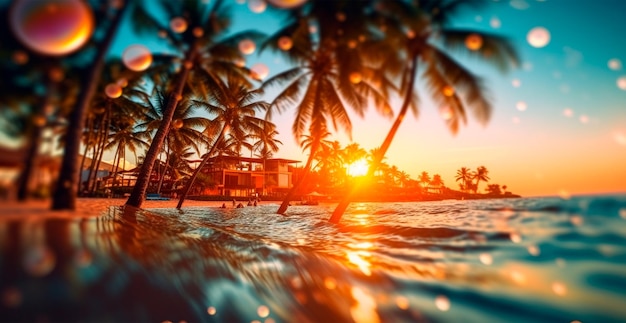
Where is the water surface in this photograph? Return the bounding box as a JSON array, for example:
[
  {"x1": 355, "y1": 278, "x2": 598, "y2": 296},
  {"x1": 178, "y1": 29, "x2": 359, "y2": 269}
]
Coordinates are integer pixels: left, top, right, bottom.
[{"x1": 1, "y1": 196, "x2": 625, "y2": 322}]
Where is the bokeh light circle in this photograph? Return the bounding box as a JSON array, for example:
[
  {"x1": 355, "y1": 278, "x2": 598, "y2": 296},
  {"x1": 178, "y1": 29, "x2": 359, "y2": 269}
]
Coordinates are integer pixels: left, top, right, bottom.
[
  {"x1": 608, "y1": 58, "x2": 622, "y2": 71},
  {"x1": 239, "y1": 39, "x2": 256, "y2": 55},
  {"x1": 9, "y1": 0, "x2": 95, "y2": 56},
  {"x1": 172, "y1": 119, "x2": 184, "y2": 130},
  {"x1": 248, "y1": 0, "x2": 267, "y2": 13},
  {"x1": 490, "y1": 17, "x2": 501, "y2": 29},
  {"x1": 12, "y1": 51, "x2": 29, "y2": 65},
  {"x1": 277, "y1": 36, "x2": 293, "y2": 51},
  {"x1": 122, "y1": 44, "x2": 153, "y2": 72},
  {"x1": 251, "y1": 63, "x2": 269, "y2": 80},
  {"x1": 170, "y1": 17, "x2": 188, "y2": 34},
  {"x1": 193, "y1": 27, "x2": 204, "y2": 38},
  {"x1": 267, "y1": 0, "x2": 308, "y2": 9},
  {"x1": 617, "y1": 76, "x2": 626, "y2": 90},
  {"x1": 516, "y1": 101, "x2": 527, "y2": 111},
  {"x1": 465, "y1": 33, "x2": 483, "y2": 51},
  {"x1": 105, "y1": 83, "x2": 122, "y2": 98},
  {"x1": 527, "y1": 27, "x2": 550, "y2": 48},
  {"x1": 443, "y1": 85, "x2": 455, "y2": 97},
  {"x1": 349, "y1": 72, "x2": 362, "y2": 84}
]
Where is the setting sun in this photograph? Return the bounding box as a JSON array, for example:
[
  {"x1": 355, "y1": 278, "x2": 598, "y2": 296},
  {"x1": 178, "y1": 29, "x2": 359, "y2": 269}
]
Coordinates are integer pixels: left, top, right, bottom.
[{"x1": 347, "y1": 159, "x2": 369, "y2": 177}]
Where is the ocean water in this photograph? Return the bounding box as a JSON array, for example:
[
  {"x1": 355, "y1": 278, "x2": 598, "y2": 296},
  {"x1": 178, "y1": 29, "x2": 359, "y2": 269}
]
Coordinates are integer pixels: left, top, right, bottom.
[{"x1": 1, "y1": 195, "x2": 626, "y2": 322}]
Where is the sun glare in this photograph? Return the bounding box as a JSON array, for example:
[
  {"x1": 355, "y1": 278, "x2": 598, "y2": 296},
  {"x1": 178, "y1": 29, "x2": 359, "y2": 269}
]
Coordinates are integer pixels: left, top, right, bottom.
[{"x1": 347, "y1": 159, "x2": 369, "y2": 177}]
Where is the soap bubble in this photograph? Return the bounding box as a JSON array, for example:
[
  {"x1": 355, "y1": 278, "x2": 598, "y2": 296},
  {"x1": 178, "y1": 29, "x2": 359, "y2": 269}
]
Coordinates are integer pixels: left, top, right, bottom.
[
  {"x1": 170, "y1": 17, "x2": 187, "y2": 33},
  {"x1": 9, "y1": 0, "x2": 95, "y2": 56},
  {"x1": 122, "y1": 44, "x2": 152, "y2": 72},
  {"x1": 527, "y1": 27, "x2": 550, "y2": 48},
  {"x1": 267, "y1": 0, "x2": 308, "y2": 9}
]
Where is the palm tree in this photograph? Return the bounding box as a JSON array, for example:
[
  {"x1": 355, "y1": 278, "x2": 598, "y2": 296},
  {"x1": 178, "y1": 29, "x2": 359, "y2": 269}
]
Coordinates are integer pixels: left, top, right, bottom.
[
  {"x1": 329, "y1": 0, "x2": 519, "y2": 223},
  {"x1": 455, "y1": 166, "x2": 474, "y2": 193},
  {"x1": 419, "y1": 171, "x2": 431, "y2": 190},
  {"x1": 474, "y1": 165, "x2": 490, "y2": 193},
  {"x1": 176, "y1": 75, "x2": 269, "y2": 209},
  {"x1": 263, "y1": 1, "x2": 393, "y2": 215},
  {"x1": 430, "y1": 174, "x2": 444, "y2": 194},
  {"x1": 126, "y1": 0, "x2": 262, "y2": 208},
  {"x1": 52, "y1": 1, "x2": 131, "y2": 210},
  {"x1": 252, "y1": 123, "x2": 282, "y2": 196}
]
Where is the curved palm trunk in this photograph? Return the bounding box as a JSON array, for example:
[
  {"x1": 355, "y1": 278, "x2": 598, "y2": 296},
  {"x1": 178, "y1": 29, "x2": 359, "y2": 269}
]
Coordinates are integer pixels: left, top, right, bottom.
[
  {"x1": 125, "y1": 49, "x2": 197, "y2": 208},
  {"x1": 52, "y1": 2, "x2": 129, "y2": 210},
  {"x1": 17, "y1": 79, "x2": 56, "y2": 201},
  {"x1": 276, "y1": 141, "x2": 319, "y2": 215},
  {"x1": 475, "y1": 179, "x2": 481, "y2": 194},
  {"x1": 78, "y1": 116, "x2": 93, "y2": 196},
  {"x1": 88, "y1": 107, "x2": 109, "y2": 193},
  {"x1": 156, "y1": 141, "x2": 170, "y2": 194},
  {"x1": 329, "y1": 55, "x2": 419, "y2": 224},
  {"x1": 176, "y1": 126, "x2": 227, "y2": 209},
  {"x1": 16, "y1": 121, "x2": 44, "y2": 201}
]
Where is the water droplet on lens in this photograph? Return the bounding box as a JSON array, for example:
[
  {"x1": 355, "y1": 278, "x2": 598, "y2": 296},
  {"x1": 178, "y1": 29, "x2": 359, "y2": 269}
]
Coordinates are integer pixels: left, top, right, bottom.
[
  {"x1": 169, "y1": 17, "x2": 188, "y2": 33},
  {"x1": 527, "y1": 245, "x2": 540, "y2": 256},
  {"x1": 207, "y1": 306, "x2": 216, "y2": 315},
  {"x1": 2, "y1": 287, "x2": 22, "y2": 308},
  {"x1": 324, "y1": 277, "x2": 336, "y2": 289},
  {"x1": 10, "y1": 0, "x2": 95, "y2": 56},
  {"x1": 435, "y1": 295, "x2": 450, "y2": 311},
  {"x1": 510, "y1": 232, "x2": 522, "y2": 243},
  {"x1": 395, "y1": 296, "x2": 409, "y2": 310},
  {"x1": 122, "y1": 44, "x2": 152, "y2": 72},
  {"x1": 349, "y1": 72, "x2": 362, "y2": 84},
  {"x1": 465, "y1": 33, "x2": 483, "y2": 51},
  {"x1": 552, "y1": 281, "x2": 567, "y2": 296},
  {"x1": 617, "y1": 76, "x2": 626, "y2": 90},
  {"x1": 490, "y1": 17, "x2": 501, "y2": 28},
  {"x1": 23, "y1": 245, "x2": 56, "y2": 277},
  {"x1": 277, "y1": 36, "x2": 293, "y2": 50},
  {"x1": 479, "y1": 253, "x2": 493, "y2": 265},
  {"x1": 267, "y1": 0, "x2": 308, "y2": 9},
  {"x1": 608, "y1": 58, "x2": 622, "y2": 71},
  {"x1": 578, "y1": 115, "x2": 589, "y2": 124},
  {"x1": 250, "y1": 63, "x2": 269, "y2": 80},
  {"x1": 248, "y1": 0, "x2": 267, "y2": 13},
  {"x1": 257, "y1": 305, "x2": 270, "y2": 318},
  {"x1": 239, "y1": 39, "x2": 256, "y2": 55},
  {"x1": 105, "y1": 83, "x2": 122, "y2": 98},
  {"x1": 511, "y1": 78, "x2": 521, "y2": 87},
  {"x1": 527, "y1": 27, "x2": 550, "y2": 48},
  {"x1": 562, "y1": 108, "x2": 573, "y2": 117}
]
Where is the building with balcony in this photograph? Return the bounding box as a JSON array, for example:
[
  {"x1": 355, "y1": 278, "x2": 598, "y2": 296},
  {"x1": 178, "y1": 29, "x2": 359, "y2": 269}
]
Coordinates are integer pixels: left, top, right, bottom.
[{"x1": 192, "y1": 155, "x2": 299, "y2": 198}]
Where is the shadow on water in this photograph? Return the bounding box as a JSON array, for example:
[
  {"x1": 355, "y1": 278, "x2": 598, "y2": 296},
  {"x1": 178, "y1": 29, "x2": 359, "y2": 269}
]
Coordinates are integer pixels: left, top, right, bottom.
[{"x1": 1, "y1": 196, "x2": 626, "y2": 322}]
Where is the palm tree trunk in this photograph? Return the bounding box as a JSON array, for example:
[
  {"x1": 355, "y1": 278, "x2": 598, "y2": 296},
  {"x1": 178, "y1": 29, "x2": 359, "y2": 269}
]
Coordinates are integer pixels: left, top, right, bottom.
[
  {"x1": 126, "y1": 49, "x2": 197, "y2": 208},
  {"x1": 78, "y1": 116, "x2": 93, "y2": 196},
  {"x1": 16, "y1": 78, "x2": 56, "y2": 201},
  {"x1": 276, "y1": 140, "x2": 318, "y2": 214},
  {"x1": 52, "y1": 2, "x2": 129, "y2": 210},
  {"x1": 156, "y1": 141, "x2": 170, "y2": 194},
  {"x1": 176, "y1": 125, "x2": 227, "y2": 209},
  {"x1": 329, "y1": 54, "x2": 419, "y2": 224},
  {"x1": 88, "y1": 108, "x2": 108, "y2": 193}
]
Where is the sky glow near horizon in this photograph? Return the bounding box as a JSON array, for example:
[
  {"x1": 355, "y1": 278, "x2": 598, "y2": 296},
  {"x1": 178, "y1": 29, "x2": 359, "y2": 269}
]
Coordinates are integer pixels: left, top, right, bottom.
[
  {"x1": 6, "y1": 0, "x2": 623, "y2": 198},
  {"x1": 108, "y1": 0, "x2": 626, "y2": 197}
]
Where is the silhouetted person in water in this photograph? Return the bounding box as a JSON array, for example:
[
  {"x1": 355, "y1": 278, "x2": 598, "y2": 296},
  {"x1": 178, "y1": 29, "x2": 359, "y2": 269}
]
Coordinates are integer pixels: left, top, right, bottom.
[
  {"x1": 232, "y1": 199, "x2": 236, "y2": 207},
  {"x1": 247, "y1": 199, "x2": 253, "y2": 206},
  {"x1": 236, "y1": 203, "x2": 244, "y2": 208},
  {"x1": 253, "y1": 200, "x2": 257, "y2": 206},
  {"x1": 220, "y1": 203, "x2": 226, "y2": 208}
]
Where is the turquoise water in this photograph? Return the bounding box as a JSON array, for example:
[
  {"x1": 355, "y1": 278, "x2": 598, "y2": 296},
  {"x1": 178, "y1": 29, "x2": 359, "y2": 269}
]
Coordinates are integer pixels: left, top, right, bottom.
[{"x1": 1, "y1": 196, "x2": 626, "y2": 322}]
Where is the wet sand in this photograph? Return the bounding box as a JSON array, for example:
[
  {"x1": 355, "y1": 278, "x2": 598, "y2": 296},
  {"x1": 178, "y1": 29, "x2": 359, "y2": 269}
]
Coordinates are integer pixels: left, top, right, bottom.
[{"x1": 0, "y1": 198, "x2": 273, "y2": 220}]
